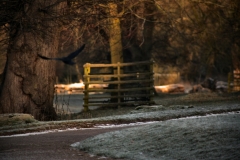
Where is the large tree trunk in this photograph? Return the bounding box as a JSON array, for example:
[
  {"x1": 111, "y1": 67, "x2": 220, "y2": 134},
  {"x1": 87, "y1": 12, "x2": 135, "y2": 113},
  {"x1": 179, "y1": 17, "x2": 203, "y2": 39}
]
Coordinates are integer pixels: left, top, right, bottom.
[
  {"x1": 0, "y1": 0, "x2": 63, "y2": 120},
  {"x1": 0, "y1": 36, "x2": 58, "y2": 120}
]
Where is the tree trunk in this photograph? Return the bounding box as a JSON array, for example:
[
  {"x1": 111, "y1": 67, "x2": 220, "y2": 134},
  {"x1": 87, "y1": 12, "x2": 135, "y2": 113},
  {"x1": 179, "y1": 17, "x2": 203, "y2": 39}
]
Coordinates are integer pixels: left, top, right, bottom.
[
  {"x1": 142, "y1": 0, "x2": 155, "y2": 61},
  {"x1": 0, "y1": 34, "x2": 58, "y2": 120},
  {"x1": 73, "y1": 27, "x2": 83, "y2": 82},
  {"x1": 123, "y1": 1, "x2": 155, "y2": 62},
  {"x1": 108, "y1": 2, "x2": 123, "y2": 65},
  {"x1": 231, "y1": 43, "x2": 240, "y2": 70},
  {"x1": 107, "y1": 2, "x2": 123, "y2": 105},
  {"x1": 0, "y1": 0, "x2": 63, "y2": 120}
]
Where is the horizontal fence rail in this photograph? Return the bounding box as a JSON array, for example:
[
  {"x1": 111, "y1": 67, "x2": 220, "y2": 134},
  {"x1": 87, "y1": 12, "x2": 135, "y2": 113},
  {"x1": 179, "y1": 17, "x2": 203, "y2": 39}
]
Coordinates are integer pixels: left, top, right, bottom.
[{"x1": 83, "y1": 61, "x2": 155, "y2": 111}]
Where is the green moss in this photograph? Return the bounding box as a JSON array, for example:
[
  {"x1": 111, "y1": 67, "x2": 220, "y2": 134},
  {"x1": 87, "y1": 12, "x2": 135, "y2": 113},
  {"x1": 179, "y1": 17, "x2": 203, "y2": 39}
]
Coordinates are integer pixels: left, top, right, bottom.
[{"x1": 0, "y1": 114, "x2": 37, "y2": 127}]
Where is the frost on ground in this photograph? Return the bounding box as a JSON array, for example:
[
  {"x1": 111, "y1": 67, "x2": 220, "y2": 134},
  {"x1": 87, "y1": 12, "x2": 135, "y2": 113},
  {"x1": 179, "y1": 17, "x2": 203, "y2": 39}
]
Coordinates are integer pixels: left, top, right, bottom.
[{"x1": 72, "y1": 114, "x2": 240, "y2": 160}]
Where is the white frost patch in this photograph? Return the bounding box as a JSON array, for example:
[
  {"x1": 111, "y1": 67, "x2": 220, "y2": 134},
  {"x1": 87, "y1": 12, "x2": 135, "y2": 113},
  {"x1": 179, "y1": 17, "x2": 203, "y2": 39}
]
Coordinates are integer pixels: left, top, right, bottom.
[
  {"x1": 71, "y1": 142, "x2": 81, "y2": 147},
  {"x1": 0, "y1": 128, "x2": 83, "y2": 138},
  {"x1": 95, "y1": 121, "x2": 158, "y2": 128},
  {"x1": 1, "y1": 111, "x2": 240, "y2": 138},
  {"x1": 172, "y1": 111, "x2": 240, "y2": 121},
  {"x1": 72, "y1": 113, "x2": 240, "y2": 160},
  {"x1": 0, "y1": 130, "x2": 53, "y2": 138},
  {"x1": 0, "y1": 122, "x2": 158, "y2": 138},
  {"x1": 96, "y1": 111, "x2": 240, "y2": 128}
]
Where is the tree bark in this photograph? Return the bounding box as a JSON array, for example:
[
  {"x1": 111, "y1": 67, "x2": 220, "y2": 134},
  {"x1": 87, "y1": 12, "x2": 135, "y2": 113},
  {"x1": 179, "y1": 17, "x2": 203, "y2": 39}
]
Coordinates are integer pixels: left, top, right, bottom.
[
  {"x1": 142, "y1": 0, "x2": 155, "y2": 61},
  {"x1": 108, "y1": 2, "x2": 123, "y2": 65},
  {"x1": 73, "y1": 27, "x2": 83, "y2": 82},
  {"x1": 231, "y1": 43, "x2": 240, "y2": 70},
  {"x1": 0, "y1": 0, "x2": 63, "y2": 120},
  {"x1": 107, "y1": 2, "x2": 123, "y2": 105}
]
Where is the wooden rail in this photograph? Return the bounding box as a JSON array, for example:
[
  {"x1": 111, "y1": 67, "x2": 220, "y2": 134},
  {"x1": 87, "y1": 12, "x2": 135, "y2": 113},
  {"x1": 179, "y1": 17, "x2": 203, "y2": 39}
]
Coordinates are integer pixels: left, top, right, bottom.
[{"x1": 83, "y1": 61, "x2": 155, "y2": 111}]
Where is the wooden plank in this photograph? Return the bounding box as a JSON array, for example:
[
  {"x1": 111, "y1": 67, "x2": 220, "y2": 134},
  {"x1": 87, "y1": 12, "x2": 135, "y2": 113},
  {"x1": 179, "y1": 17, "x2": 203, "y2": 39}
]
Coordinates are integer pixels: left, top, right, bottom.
[
  {"x1": 84, "y1": 79, "x2": 154, "y2": 85},
  {"x1": 83, "y1": 72, "x2": 154, "y2": 79},
  {"x1": 83, "y1": 87, "x2": 154, "y2": 93},
  {"x1": 83, "y1": 94, "x2": 154, "y2": 100},
  {"x1": 83, "y1": 101, "x2": 155, "y2": 107},
  {"x1": 83, "y1": 60, "x2": 154, "y2": 68}
]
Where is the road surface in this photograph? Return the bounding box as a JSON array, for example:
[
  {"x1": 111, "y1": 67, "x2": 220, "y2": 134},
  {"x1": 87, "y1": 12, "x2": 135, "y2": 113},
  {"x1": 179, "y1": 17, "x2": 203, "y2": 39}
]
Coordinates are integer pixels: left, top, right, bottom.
[{"x1": 0, "y1": 127, "x2": 128, "y2": 160}]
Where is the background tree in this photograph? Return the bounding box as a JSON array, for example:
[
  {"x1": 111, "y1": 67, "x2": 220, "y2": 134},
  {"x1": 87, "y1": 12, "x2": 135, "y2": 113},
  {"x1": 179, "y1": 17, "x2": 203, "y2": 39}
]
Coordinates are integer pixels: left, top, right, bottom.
[
  {"x1": 57, "y1": 0, "x2": 239, "y2": 84},
  {"x1": 152, "y1": 0, "x2": 240, "y2": 82}
]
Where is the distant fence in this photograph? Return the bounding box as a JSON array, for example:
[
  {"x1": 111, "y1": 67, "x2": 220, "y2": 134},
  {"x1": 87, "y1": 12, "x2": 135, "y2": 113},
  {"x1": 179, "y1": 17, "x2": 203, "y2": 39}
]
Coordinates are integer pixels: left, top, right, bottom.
[
  {"x1": 228, "y1": 70, "x2": 240, "y2": 92},
  {"x1": 83, "y1": 61, "x2": 155, "y2": 111}
]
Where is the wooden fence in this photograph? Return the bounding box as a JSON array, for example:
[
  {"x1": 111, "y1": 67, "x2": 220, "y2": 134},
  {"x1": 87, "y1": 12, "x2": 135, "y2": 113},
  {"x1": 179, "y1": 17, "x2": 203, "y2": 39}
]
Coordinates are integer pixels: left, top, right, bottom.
[
  {"x1": 228, "y1": 69, "x2": 240, "y2": 92},
  {"x1": 83, "y1": 61, "x2": 155, "y2": 111}
]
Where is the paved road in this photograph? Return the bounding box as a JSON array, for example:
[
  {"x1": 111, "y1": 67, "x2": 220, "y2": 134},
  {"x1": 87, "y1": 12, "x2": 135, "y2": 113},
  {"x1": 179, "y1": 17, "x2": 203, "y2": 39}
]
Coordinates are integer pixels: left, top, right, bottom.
[
  {"x1": 0, "y1": 127, "x2": 128, "y2": 160},
  {"x1": 54, "y1": 93, "x2": 106, "y2": 113}
]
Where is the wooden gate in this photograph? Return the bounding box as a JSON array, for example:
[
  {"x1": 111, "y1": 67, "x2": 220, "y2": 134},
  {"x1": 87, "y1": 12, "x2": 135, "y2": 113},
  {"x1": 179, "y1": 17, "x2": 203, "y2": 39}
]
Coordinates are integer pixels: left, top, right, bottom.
[
  {"x1": 83, "y1": 61, "x2": 155, "y2": 111},
  {"x1": 228, "y1": 69, "x2": 240, "y2": 92}
]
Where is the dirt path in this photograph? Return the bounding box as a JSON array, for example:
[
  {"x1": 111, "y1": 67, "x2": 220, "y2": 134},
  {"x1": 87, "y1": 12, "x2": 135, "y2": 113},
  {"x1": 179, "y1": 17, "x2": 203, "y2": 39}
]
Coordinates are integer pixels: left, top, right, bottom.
[{"x1": 0, "y1": 127, "x2": 129, "y2": 160}]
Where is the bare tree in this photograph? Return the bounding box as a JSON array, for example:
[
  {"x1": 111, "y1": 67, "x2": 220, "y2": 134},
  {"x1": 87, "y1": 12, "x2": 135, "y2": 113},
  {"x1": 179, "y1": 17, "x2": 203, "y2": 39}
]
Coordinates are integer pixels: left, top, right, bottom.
[{"x1": 151, "y1": 0, "x2": 240, "y2": 82}]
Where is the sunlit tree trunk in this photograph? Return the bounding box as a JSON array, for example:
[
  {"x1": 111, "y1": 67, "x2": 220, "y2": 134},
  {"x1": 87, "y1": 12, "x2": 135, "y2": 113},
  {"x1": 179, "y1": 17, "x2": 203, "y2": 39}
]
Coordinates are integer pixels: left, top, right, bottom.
[
  {"x1": 107, "y1": 2, "x2": 123, "y2": 104},
  {"x1": 108, "y1": 2, "x2": 123, "y2": 65}
]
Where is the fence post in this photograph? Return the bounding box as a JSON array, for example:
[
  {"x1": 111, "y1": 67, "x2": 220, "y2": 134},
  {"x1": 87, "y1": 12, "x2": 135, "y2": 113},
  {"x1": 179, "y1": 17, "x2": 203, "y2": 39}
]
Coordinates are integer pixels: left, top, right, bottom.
[
  {"x1": 150, "y1": 60, "x2": 154, "y2": 102},
  {"x1": 83, "y1": 63, "x2": 90, "y2": 111},
  {"x1": 117, "y1": 62, "x2": 121, "y2": 108},
  {"x1": 234, "y1": 70, "x2": 240, "y2": 91},
  {"x1": 228, "y1": 72, "x2": 233, "y2": 93}
]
